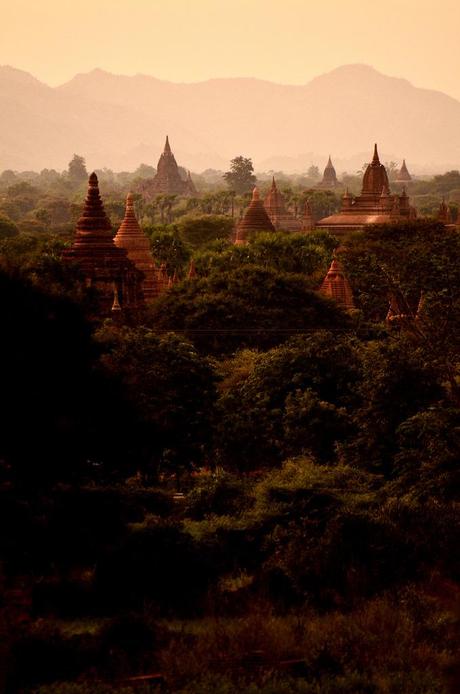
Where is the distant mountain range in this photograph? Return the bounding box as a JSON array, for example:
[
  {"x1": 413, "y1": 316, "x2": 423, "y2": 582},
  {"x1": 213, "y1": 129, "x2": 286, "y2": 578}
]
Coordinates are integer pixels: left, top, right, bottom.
[{"x1": 1, "y1": 64, "x2": 460, "y2": 174}]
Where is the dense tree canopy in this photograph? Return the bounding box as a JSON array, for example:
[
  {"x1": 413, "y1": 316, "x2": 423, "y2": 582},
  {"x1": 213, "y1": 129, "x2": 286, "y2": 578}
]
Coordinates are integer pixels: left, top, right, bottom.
[
  {"x1": 223, "y1": 156, "x2": 257, "y2": 194},
  {"x1": 149, "y1": 265, "x2": 350, "y2": 354}
]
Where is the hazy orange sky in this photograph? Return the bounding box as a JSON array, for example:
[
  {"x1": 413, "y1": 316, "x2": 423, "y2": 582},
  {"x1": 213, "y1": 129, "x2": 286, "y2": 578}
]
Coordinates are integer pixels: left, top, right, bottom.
[{"x1": 2, "y1": 0, "x2": 460, "y2": 98}]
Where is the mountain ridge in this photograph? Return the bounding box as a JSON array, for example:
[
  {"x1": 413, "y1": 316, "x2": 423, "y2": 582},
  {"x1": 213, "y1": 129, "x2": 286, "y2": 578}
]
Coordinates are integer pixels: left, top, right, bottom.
[{"x1": 1, "y1": 64, "x2": 459, "y2": 173}]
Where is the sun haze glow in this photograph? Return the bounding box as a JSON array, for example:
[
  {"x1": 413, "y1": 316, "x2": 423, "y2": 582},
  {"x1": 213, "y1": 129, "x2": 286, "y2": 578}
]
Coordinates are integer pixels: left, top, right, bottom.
[{"x1": 1, "y1": 0, "x2": 460, "y2": 98}]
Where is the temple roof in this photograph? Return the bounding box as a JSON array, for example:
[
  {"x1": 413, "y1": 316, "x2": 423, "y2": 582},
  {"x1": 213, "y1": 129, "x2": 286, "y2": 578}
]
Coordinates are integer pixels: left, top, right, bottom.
[
  {"x1": 396, "y1": 159, "x2": 412, "y2": 182},
  {"x1": 264, "y1": 177, "x2": 302, "y2": 231},
  {"x1": 70, "y1": 173, "x2": 128, "y2": 261},
  {"x1": 362, "y1": 144, "x2": 390, "y2": 196},
  {"x1": 319, "y1": 258, "x2": 355, "y2": 310},
  {"x1": 76, "y1": 172, "x2": 112, "y2": 234},
  {"x1": 114, "y1": 193, "x2": 160, "y2": 301},
  {"x1": 235, "y1": 187, "x2": 275, "y2": 243},
  {"x1": 142, "y1": 135, "x2": 197, "y2": 197},
  {"x1": 318, "y1": 155, "x2": 338, "y2": 187}
]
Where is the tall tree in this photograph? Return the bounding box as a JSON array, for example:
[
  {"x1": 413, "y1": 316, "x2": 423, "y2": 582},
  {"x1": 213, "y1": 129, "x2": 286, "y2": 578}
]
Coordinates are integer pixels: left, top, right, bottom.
[
  {"x1": 68, "y1": 154, "x2": 88, "y2": 185},
  {"x1": 223, "y1": 156, "x2": 257, "y2": 194}
]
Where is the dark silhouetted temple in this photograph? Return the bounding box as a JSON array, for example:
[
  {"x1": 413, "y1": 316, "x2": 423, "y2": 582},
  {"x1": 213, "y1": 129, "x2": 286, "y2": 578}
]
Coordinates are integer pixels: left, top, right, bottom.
[
  {"x1": 142, "y1": 136, "x2": 197, "y2": 198},
  {"x1": 317, "y1": 144, "x2": 416, "y2": 233},
  {"x1": 235, "y1": 187, "x2": 275, "y2": 244},
  {"x1": 319, "y1": 257, "x2": 355, "y2": 310},
  {"x1": 264, "y1": 177, "x2": 302, "y2": 231},
  {"x1": 63, "y1": 173, "x2": 144, "y2": 314},
  {"x1": 114, "y1": 193, "x2": 167, "y2": 302},
  {"x1": 318, "y1": 156, "x2": 339, "y2": 188}
]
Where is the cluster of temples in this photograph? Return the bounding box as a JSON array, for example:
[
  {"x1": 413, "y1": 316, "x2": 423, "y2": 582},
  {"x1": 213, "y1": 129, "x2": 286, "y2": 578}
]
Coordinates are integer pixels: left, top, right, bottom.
[
  {"x1": 63, "y1": 173, "x2": 173, "y2": 315},
  {"x1": 62, "y1": 139, "x2": 457, "y2": 318},
  {"x1": 317, "y1": 145, "x2": 417, "y2": 234}
]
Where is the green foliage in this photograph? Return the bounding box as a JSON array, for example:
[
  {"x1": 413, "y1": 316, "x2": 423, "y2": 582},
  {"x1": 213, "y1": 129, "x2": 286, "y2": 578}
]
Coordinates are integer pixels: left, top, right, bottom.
[
  {"x1": 345, "y1": 338, "x2": 444, "y2": 475},
  {"x1": 97, "y1": 326, "x2": 217, "y2": 475},
  {"x1": 149, "y1": 265, "x2": 349, "y2": 355},
  {"x1": 194, "y1": 230, "x2": 336, "y2": 278},
  {"x1": 0, "y1": 214, "x2": 19, "y2": 239},
  {"x1": 392, "y1": 405, "x2": 460, "y2": 500},
  {"x1": 144, "y1": 224, "x2": 191, "y2": 274},
  {"x1": 184, "y1": 471, "x2": 250, "y2": 519},
  {"x1": 177, "y1": 214, "x2": 234, "y2": 248},
  {"x1": 68, "y1": 154, "x2": 88, "y2": 185},
  {"x1": 300, "y1": 189, "x2": 341, "y2": 220},
  {"x1": 216, "y1": 333, "x2": 361, "y2": 468},
  {"x1": 223, "y1": 156, "x2": 257, "y2": 194}
]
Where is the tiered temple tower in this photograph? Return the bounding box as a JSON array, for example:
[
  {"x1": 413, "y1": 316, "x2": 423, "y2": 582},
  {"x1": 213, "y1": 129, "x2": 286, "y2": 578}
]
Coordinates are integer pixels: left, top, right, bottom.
[
  {"x1": 62, "y1": 173, "x2": 144, "y2": 314},
  {"x1": 318, "y1": 156, "x2": 339, "y2": 188},
  {"x1": 142, "y1": 136, "x2": 197, "y2": 198},
  {"x1": 235, "y1": 187, "x2": 275, "y2": 244},
  {"x1": 114, "y1": 193, "x2": 168, "y2": 302},
  {"x1": 264, "y1": 177, "x2": 302, "y2": 231},
  {"x1": 395, "y1": 159, "x2": 412, "y2": 183},
  {"x1": 317, "y1": 144, "x2": 416, "y2": 234},
  {"x1": 319, "y1": 257, "x2": 355, "y2": 310}
]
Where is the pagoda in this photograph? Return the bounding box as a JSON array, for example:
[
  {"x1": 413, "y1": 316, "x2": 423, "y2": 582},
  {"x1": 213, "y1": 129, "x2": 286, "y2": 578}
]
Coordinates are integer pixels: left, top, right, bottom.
[
  {"x1": 62, "y1": 173, "x2": 144, "y2": 314},
  {"x1": 317, "y1": 156, "x2": 339, "y2": 188},
  {"x1": 142, "y1": 136, "x2": 197, "y2": 198},
  {"x1": 319, "y1": 257, "x2": 355, "y2": 310},
  {"x1": 114, "y1": 193, "x2": 167, "y2": 301},
  {"x1": 395, "y1": 159, "x2": 412, "y2": 183},
  {"x1": 264, "y1": 177, "x2": 303, "y2": 231},
  {"x1": 317, "y1": 144, "x2": 416, "y2": 234},
  {"x1": 235, "y1": 187, "x2": 275, "y2": 244}
]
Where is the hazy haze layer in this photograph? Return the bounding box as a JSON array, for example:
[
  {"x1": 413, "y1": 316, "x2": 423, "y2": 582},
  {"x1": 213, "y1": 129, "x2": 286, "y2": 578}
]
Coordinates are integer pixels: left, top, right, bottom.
[{"x1": 1, "y1": 63, "x2": 459, "y2": 173}]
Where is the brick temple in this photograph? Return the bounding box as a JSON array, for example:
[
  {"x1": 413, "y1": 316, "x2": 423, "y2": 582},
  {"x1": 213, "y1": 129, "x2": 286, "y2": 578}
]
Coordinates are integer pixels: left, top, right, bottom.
[
  {"x1": 264, "y1": 177, "x2": 303, "y2": 231},
  {"x1": 235, "y1": 187, "x2": 275, "y2": 244},
  {"x1": 114, "y1": 193, "x2": 169, "y2": 302},
  {"x1": 142, "y1": 136, "x2": 197, "y2": 198},
  {"x1": 317, "y1": 144, "x2": 416, "y2": 233},
  {"x1": 395, "y1": 159, "x2": 412, "y2": 183},
  {"x1": 62, "y1": 173, "x2": 144, "y2": 314},
  {"x1": 317, "y1": 156, "x2": 339, "y2": 188},
  {"x1": 319, "y1": 257, "x2": 355, "y2": 310}
]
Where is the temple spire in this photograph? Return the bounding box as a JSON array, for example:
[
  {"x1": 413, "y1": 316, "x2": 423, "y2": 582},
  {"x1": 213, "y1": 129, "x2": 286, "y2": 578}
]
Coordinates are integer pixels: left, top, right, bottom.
[
  {"x1": 114, "y1": 192, "x2": 164, "y2": 301},
  {"x1": 164, "y1": 135, "x2": 171, "y2": 154},
  {"x1": 319, "y1": 256, "x2": 355, "y2": 311},
  {"x1": 76, "y1": 172, "x2": 112, "y2": 233},
  {"x1": 372, "y1": 143, "x2": 380, "y2": 164}
]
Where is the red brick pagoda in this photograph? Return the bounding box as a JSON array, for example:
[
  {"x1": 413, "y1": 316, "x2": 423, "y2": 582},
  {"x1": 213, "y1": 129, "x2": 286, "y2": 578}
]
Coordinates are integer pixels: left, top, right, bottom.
[
  {"x1": 142, "y1": 136, "x2": 197, "y2": 198},
  {"x1": 319, "y1": 257, "x2": 355, "y2": 310},
  {"x1": 264, "y1": 177, "x2": 302, "y2": 231},
  {"x1": 63, "y1": 173, "x2": 144, "y2": 314},
  {"x1": 114, "y1": 193, "x2": 168, "y2": 302},
  {"x1": 235, "y1": 187, "x2": 275, "y2": 244},
  {"x1": 317, "y1": 144, "x2": 416, "y2": 234}
]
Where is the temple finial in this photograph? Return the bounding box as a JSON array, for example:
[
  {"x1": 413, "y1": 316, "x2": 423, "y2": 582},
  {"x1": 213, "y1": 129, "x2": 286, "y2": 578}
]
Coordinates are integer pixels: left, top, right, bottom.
[
  {"x1": 164, "y1": 135, "x2": 171, "y2": 154},
  {"x1": 372, "y1": 143, "x2": 380, "y2": 164}
]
